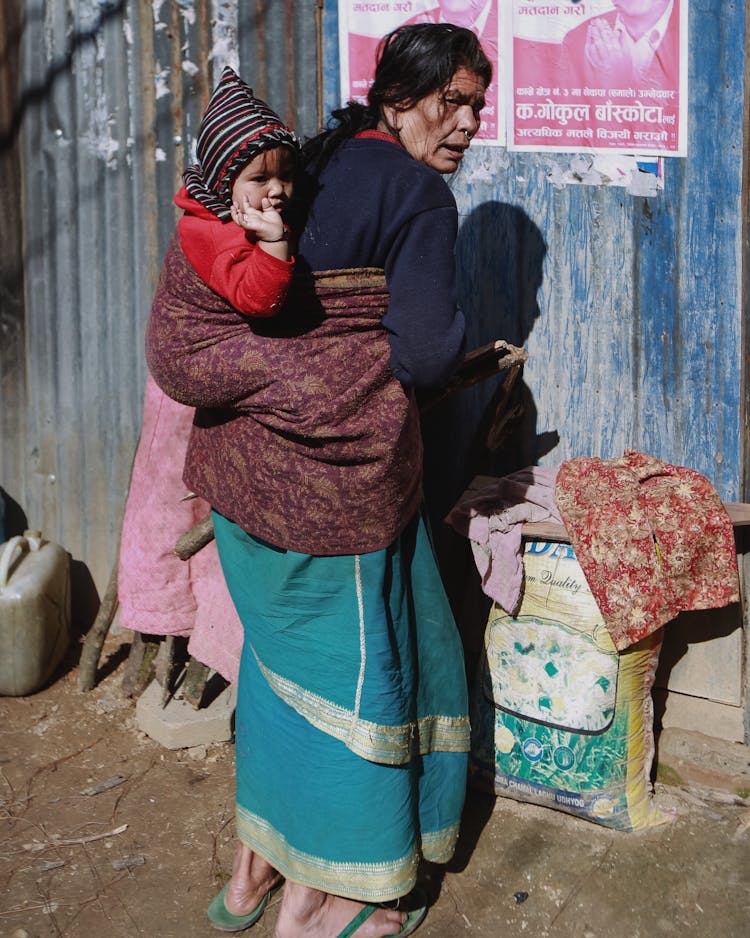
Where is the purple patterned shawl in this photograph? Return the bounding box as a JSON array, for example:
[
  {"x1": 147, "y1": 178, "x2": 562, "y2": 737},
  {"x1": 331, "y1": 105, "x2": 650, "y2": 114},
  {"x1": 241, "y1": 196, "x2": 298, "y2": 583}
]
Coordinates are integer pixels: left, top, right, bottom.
[{"x1": 146, "y1": 236, "x2": 423, "y2": 555}]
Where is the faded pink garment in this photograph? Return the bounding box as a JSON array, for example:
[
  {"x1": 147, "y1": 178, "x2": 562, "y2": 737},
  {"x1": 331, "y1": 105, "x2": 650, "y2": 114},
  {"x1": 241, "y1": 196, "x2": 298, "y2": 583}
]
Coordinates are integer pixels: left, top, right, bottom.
[
  {"x1": 117, "y1": 374, "x2": 243, "y2": 683},
  {"x1": 445, "y1": 467, "x2": 561, "y2": 614}
]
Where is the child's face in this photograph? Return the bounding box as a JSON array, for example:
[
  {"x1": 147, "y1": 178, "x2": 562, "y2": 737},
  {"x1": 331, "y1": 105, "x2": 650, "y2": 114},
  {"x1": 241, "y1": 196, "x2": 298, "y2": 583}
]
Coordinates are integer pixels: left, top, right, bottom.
[{"x1": 231, "y1": 147, "x2": 295, "y2": 213}]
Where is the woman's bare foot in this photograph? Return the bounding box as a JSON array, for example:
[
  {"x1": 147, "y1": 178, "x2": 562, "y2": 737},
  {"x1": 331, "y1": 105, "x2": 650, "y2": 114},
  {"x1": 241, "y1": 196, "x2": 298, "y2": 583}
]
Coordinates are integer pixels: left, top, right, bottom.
[
  {"x1": 275, "y1": 881, "x2": 406, "y2": 938},
  {"x1": 223, "y1": 842, "x2": 282, "y2": 916}
]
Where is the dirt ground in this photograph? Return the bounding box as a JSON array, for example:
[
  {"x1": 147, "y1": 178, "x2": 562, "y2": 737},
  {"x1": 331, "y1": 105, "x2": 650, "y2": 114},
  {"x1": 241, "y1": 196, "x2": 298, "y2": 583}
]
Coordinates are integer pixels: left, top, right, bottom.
[
  {"x1": 0, "y1": 630, "x2": 240, "y2": 938},
  {"x1": 2, "y1": 630, "x2": 750, "y2": 938}
]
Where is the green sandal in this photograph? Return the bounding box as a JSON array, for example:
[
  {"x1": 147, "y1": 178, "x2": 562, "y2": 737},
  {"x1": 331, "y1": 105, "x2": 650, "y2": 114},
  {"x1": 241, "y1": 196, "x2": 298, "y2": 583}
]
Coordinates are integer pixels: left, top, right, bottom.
[
  {"x1": 207, "y1": 881, "x2": 281, "y2": 933},
  {"x1": 336, "y1": 890, "x2": 427, "y2": 938}
]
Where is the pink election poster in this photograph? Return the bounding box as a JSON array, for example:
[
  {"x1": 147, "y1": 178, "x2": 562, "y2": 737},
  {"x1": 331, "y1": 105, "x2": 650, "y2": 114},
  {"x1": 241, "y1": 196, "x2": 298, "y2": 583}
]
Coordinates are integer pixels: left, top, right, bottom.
[
  {"x1": 511, "y1": 0, "x2": 688, "y2": 155},
  {"x1": 339, "y1": 0, "x2": 504, "y2": 145}
]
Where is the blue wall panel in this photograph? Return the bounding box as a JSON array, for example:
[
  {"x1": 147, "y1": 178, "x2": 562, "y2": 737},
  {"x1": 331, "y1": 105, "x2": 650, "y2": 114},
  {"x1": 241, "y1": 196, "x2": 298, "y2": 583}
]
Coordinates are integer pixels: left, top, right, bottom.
[
  {"x1": 322, "y1": 0, "x2": 748, "y2": 740},
  {"x1": 323, "y1": 1, "x2": 746, "y2": 508}
]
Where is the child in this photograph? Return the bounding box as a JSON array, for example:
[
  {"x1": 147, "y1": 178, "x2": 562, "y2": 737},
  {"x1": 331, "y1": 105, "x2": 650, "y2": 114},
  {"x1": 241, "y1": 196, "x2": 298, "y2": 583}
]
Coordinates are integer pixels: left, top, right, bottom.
[
  {"x1": 118, "y1": 70, "x2": 299, "y2": 682},
  {"x1": 176, "y1": 66, "x2": 299, "y2": 317}
]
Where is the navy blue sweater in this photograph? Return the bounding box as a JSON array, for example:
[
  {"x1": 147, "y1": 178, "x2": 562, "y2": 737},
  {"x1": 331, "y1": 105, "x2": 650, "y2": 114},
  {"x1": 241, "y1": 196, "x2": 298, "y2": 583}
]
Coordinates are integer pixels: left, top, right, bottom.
[{"x1": 297, "y1": 135, "x2": 466, "y2": 389}]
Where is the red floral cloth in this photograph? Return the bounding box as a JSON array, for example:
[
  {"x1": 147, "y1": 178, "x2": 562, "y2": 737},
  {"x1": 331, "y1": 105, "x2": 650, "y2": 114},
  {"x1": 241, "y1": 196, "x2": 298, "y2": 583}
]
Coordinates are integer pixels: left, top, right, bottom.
[{"x1": 555, "y1": 451, "x2": 740, "y2": 651}]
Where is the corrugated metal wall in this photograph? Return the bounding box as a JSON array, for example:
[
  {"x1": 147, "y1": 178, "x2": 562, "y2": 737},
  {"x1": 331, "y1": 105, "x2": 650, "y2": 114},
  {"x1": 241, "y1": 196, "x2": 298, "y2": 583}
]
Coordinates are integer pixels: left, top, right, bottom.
[
  {"x1": 0, "y1": 0, "x2": 321, "y2": 591},
  {"x1": 0, "y1": 0, "x2": 25, "y2": 545},
  {"x1": 1, "y1": 2, "x2": 747, "y2": 734}
]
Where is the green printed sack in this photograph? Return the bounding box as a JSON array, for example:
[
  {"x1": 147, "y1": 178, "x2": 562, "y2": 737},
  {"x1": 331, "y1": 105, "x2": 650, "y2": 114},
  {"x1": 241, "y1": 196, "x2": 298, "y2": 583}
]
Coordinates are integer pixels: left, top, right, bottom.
[{"x1": 469, "y1": 540, "x2": 669, "y2": 831}]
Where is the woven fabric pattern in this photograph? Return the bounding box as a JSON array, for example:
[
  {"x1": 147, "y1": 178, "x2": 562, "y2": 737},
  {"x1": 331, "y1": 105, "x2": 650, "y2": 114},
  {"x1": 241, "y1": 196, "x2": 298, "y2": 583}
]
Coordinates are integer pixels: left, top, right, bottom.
[
  {"x1": 145, "y1": 236, "x2": 423, "y2": 555},
  {"x1": 556, "y1": 451, "x2": 740, "y2": 650}
]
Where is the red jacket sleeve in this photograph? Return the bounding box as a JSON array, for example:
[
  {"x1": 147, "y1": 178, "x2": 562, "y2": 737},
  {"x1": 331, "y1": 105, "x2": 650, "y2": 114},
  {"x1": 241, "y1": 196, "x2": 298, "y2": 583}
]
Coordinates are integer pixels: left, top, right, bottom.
[{"x1": 177, "y1": 212, "x2": 293, "y2": 317}]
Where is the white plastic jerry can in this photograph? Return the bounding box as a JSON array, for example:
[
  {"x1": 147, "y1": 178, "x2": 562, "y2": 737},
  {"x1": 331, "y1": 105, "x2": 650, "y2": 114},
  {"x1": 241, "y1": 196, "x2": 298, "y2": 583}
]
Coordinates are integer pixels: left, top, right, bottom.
[{"x1": 0, "y1": 531, "x2": 71, "y2": 696}]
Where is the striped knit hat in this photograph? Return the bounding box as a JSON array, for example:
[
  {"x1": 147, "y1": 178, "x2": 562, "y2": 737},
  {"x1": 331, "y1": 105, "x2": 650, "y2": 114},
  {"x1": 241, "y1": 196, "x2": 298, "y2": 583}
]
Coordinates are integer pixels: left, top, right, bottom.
[{"x1": 183, "y1": 66, "x2": 299, "y2": 221}]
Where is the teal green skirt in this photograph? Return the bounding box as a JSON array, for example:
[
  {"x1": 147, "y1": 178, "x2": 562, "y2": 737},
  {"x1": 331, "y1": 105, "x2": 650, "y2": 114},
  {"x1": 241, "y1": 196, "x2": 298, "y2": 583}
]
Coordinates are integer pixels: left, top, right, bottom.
[{"x1": 212, "y1": 510, "x2": 469, "y2": 902}]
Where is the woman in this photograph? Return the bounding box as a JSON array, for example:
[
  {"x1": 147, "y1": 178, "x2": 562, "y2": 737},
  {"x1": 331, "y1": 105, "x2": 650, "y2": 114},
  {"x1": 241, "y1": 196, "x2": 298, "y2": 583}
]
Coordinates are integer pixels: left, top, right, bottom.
[{"x1": 146, "y1": 23, "x2": 491, "y2": 938}]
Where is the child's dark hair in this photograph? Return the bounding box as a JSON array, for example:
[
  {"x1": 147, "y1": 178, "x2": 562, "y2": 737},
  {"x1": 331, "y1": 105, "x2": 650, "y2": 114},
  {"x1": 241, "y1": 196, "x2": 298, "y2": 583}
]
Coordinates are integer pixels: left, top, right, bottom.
[{"x1": 302, "y1": 23, "x2": 492, "y2": 174}]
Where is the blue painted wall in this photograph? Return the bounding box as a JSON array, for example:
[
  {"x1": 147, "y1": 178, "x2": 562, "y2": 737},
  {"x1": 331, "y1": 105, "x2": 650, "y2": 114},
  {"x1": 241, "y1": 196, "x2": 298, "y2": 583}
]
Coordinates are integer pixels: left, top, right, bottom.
[{"x1": 323, "y1": 1, "x2": 747, "y2": 516}]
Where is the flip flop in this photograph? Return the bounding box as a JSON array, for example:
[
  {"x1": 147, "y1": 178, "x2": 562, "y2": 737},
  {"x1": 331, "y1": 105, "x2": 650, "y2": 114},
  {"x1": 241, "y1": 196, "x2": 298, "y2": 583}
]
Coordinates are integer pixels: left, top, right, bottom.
[
  {"x1": 336, "y1": 889, "x2": 428, "y2": 938},
  {"x1": 207, "y1": 881, "x2": 281, "y2": 933}
]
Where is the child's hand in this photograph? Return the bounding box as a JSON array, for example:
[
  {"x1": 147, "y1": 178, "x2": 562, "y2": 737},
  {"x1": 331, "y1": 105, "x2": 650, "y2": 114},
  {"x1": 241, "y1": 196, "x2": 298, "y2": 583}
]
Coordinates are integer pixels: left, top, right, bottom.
[{"x1": 231, "y1": 195, "x2": 286, "y2": 242}]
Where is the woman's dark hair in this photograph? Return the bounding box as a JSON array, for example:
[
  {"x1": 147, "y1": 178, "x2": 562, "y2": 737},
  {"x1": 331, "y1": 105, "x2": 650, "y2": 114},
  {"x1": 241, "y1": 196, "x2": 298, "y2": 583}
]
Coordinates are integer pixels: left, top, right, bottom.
[{"x1": 301, "y1": 23, "x2": 492, "y2": 174}]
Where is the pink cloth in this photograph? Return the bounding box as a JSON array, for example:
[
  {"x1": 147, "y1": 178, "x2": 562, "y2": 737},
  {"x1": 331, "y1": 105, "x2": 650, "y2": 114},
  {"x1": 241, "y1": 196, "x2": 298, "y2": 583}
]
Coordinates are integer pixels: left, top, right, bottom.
[
  {"x1": 117, "y1": 375, "x2": 243, "y2": 683},
  {"x1": 445, "y1": 467, "x2": 561, "y2": 614}
]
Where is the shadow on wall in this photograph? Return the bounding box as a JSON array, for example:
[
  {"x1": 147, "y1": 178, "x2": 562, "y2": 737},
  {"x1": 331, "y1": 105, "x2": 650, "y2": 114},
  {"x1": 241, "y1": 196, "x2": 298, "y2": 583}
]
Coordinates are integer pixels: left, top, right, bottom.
[
  {"x1": 423, "y1": 200, "x2": 557, "y2": 531},
  {"x1": 0, "y1": 486, "x2": 101, "y2": 662},
  {"x1": 422, "y1": 201, "x2": 559, "y2": 640},
  {"x1": 0, "y1": 0, "x2": 127, "y2": 153},
  {"x1": 653, "y1": 603, "x2": 744, "y2": 734},
  {"x1": 0, "y1": 487, "x2": 27, "y2": 541}
]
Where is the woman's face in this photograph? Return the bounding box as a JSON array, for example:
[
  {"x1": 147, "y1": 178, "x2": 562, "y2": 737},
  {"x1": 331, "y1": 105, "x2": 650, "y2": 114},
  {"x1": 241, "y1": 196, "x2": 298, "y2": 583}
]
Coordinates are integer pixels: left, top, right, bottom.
[{"x1": 385, "y1": 68, "x2": 486, "y2": 174}]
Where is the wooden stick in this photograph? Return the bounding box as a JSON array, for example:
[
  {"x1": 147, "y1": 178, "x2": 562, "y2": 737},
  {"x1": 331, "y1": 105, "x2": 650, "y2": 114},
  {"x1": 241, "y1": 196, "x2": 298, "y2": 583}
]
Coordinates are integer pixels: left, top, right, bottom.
[
  {"x1": 77, "y1": 544, "x2": 120, "y2": 692},
  {"x1": 120, "y1": 631, "x2": 160, "y2": 699},
  {"x1": 174, "y1": 514, "x2": 214, "y2": 560},
  {"x1": 182, "y1": 656, "x2": 211, "y2": 709},
  {"x1": 23, "y1": 823, "x2": 128, "y2": 852},
  {"x1": 155, "y1": 635, "x2": 179, "y2": 708},
  {"x1": 420, "y1": 340, "x2": 527, "y2": 414}
]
